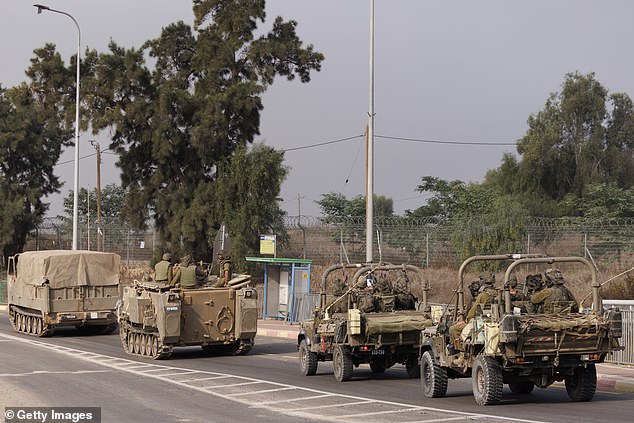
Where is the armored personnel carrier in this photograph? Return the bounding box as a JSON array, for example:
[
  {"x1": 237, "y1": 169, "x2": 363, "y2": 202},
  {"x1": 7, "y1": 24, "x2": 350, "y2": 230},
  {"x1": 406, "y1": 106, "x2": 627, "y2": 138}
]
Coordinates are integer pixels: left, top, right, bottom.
[
  {"x1": 118, "y1": 275, "x2": 257, "y2": 359},
  {"x1": 7, "y1": 250, "x2": 121, "y2": 336},
  {"x1": 419, "y1": 255, "x2": 623, "y2": 405},
  {"x1": 298, "y1": 263, "x2": 432, "y2": 382}
]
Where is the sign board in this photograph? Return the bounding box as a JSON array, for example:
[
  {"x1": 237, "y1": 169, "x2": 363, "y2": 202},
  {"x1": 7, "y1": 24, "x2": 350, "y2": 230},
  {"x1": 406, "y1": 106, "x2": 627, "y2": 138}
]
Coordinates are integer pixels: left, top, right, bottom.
[{"x1": 259, "y1": 234, "x2": 276, "y2": 256}]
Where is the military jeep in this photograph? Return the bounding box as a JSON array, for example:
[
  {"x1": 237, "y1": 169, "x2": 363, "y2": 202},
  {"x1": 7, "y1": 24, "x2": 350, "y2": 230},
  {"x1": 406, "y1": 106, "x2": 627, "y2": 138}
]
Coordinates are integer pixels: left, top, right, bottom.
[
  {"x1": 419, "y1": 254, "x2": 623, "y2": 405},
  {"x1": 298, "y1": 263, "x2": 432, "y2": 382}
]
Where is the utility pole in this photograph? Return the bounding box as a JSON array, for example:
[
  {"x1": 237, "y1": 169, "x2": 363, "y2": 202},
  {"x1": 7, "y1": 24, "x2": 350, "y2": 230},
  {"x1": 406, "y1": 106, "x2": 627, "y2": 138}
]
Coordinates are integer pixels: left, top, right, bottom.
[{"x1": 90, "y1": 140, "x2": 102, "y2": 251}]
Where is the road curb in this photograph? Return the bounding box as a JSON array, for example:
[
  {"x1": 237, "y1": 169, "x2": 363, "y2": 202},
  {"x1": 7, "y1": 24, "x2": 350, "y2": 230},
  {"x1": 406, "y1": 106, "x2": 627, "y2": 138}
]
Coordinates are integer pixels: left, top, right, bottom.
[
  {"x1": 257, "y1": 327, "x2": 298, "y2": 340},
  {"x1": 0, "y1": 305, "x2": 7, "y2": 311},
  {"x1": 598, "y1": 375, "x2": 634, "y2": 393}
]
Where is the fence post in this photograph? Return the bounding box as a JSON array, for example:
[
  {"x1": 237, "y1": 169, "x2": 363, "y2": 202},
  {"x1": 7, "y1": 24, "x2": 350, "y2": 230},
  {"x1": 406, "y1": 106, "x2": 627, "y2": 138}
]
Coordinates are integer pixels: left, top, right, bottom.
[{"x1": 425, "y1": 232, "x2": 429, "y2": 267}]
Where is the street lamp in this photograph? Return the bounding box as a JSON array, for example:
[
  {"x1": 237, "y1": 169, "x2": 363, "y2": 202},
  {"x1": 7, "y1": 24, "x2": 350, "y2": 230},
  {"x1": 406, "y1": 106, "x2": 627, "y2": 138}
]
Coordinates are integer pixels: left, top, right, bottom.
[
  {"x1": 34, "y1": 4, "x2": 81, "y2": 250},
  {"x1": 89, "y1": 140, "x2": 102, "y2": 251}
]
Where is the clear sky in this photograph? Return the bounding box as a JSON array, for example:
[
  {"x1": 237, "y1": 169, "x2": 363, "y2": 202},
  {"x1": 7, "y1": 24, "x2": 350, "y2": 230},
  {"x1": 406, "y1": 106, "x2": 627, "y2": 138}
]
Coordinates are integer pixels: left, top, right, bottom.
[{"x1": 3, "y1": 1, "x2": 634, "y2": 218}]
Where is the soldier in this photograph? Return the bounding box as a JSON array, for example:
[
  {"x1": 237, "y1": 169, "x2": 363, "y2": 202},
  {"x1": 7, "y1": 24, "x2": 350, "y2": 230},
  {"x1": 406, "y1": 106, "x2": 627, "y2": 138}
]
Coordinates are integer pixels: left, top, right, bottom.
[
  {"x1": 154, "y1": 253, "x2": 173, "y2": 286},
  {"x1": 466, "y1": 279, "x2": 482, "y2": 312},
  {"x1": 394, "y1": 271, "x2": 416, "y2": 310},
  {"x1": 531, "y1": 268, "x2": 579, "y2": 313},
  {"x1": 328, "y1": 277, "x2": 349, "y2": 313},
  {"x1": 353, "y1": 273, "x2": 376, "y2": 312},
  {"x1": 505, "y1": 275, "x2": 527, "y2": 312},
  {"x1": 171, "y1": 254, "x2": 204, "y2": 288},
  {"x1": 214, "y1": 250, "x2": 233, "y2": 287},
  {"x1": 450, "y1": 272, "x2": 497, "y2": 351}
]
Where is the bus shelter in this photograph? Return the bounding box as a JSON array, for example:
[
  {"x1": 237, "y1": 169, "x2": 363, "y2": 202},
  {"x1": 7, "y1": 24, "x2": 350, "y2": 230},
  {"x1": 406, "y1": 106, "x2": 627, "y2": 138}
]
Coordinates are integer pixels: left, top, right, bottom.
[{"x1": 246, "y1": 257, "x2": 312, "y2": 323}]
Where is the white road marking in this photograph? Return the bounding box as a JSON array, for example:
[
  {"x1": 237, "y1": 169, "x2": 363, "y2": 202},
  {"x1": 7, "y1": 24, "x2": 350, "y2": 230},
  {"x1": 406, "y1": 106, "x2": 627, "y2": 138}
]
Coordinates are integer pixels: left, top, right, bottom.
[
  {"x1": 285, "y1": 400, "x2": 372, "y2": 412},
  {"x1": 258, "y1": 393, "x2": 334, "y2": 405},
  {"x1": 0, "y1": 370, "x2": 110, "y2": 377},
  {"x1": 0, "y1": 332, "x2": 552, "y2": 423},
  {"x1": 211, "y1": 381, "x2": 263, "y2": 388},
  {"x1": 228, "y1": 386, "x2": 296, "y2": 397}
]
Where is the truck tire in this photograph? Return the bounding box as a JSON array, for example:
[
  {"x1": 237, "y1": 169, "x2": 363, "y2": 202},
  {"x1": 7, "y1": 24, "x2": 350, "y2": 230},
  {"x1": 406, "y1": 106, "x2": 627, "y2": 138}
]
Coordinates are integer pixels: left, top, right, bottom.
[
  {"x1": 472, "y1": 356, "x2": 503, "y2": 405},
  {"x1": 565, "y1": 364, "x2": 596, "y2": 402},
  {"x1": 299, "y1": 339, "x2": 318, "y2": 376},
  {"x1": 421, "y1": 351, "x2": 448, "y2": 398},
  {"x1": 333, "y1": 345, "x2": 353, "y2": 382},
  {"x1": 406, "y1": 354, "x2": 421, "y2": 378},
  {"x1": 508, "y1": 381, "x2": 534, "y2": 394}
]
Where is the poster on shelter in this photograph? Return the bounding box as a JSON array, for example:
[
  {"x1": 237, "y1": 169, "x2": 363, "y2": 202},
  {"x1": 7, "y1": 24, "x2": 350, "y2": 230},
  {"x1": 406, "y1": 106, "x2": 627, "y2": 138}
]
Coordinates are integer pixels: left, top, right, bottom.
[{"x1": 259, "y1": 234, "x2": 276, "y2": 256}]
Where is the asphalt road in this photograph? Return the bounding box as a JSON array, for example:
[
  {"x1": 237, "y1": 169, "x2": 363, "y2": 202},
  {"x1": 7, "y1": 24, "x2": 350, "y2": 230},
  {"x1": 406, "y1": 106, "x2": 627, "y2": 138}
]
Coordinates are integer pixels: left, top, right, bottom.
[{"x1": 1, "y1": 317, "x2": 632, "y2": 423}]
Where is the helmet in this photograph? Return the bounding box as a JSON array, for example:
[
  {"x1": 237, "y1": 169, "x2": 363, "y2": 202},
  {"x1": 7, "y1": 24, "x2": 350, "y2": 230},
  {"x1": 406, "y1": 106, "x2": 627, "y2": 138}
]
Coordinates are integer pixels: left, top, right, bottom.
[
  {"x1": 479, "y1": 272, "x2": 495, "y2": 286},
  {"x1": 545, "y1": 268, "x2": 564, "y2": 284},
  {"x1": 162, "y1": 253, "x2": 172, "y2": 261},
  {"x1": 507, "y1": 275, "x2": 518, "y2": 288},
  {"x1": 468, "y1": 280, "x2": 481, "y2": 297}
]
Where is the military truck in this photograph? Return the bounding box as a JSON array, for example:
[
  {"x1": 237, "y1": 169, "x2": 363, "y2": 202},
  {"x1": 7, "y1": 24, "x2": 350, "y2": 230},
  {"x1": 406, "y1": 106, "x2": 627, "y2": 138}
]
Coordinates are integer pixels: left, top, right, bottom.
[
  {"x1": 7, "y1": 250, "x2": 121, "y2": 336},
  {"x1": 117, "y1": 275, "x2": 257, "y2": 359},
  {"x1": 419, "y1": 255, "x2": 623, "y2": 405},
  {"x1": 298, "y1": 263, "x2": 433, "y2": 382}
]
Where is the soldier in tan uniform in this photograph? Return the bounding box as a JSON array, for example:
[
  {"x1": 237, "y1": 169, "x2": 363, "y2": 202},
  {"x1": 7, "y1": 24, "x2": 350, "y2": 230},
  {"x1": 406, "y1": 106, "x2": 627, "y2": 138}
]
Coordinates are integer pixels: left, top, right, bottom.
[
  {"x1": 154, "y1": 253, "x2": 173, "y2": 285},
  {"x1": 172, "y1": 254, "x2": 205, "y2": 288},
  {"x1": 214, "y1": 250, "x2": 233, "y2": 287}
]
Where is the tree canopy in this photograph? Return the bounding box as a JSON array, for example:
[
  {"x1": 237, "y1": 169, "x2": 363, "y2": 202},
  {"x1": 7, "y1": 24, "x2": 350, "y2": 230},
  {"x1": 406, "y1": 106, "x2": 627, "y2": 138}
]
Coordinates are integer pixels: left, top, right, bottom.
[
  {"x1": 485, "y1": 72, "x2": 634, "y2": 217},
  {"x1": 0, "y1": 45, "x2": 74, "y2": 256},
  {"x1": 38, "y1": 0, "x2": 322, "y2": 263}
]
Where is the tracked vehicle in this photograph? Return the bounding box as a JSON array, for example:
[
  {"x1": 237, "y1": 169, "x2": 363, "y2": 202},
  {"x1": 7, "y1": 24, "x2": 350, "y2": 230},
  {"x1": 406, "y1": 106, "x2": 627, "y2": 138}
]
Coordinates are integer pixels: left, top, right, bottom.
[
  {"x1": 298, "y1": 263, "x2": 433, "y2": 382},
  {"x1": 419, "y1": 255, "x2": 623, "y2": 405},
  {"x1": 7, "y1": 250, "x2": 121, "y2": 336},
  {"x1": 118, "y1": 276, "x2": 257, "y2": 359}
]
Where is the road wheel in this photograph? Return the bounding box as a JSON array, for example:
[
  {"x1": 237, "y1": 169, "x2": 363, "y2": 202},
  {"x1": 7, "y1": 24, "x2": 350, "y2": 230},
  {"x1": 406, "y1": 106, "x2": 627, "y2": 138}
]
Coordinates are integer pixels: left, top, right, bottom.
[
  {"x1": 299, "y1": 339, "x2": 318, "y2": 376},
  {"x1": 508, "y1": 381, "x2": 535, "y2": 394},
  {"x1": 565, "y1": 364, "x2": 596, "y2": 402},
  {"x1": 139, "y1": 334, "x2": 147, "y2": 356},
  {"x1": 34, "y1": 318, "x2": 42, "y2": 336},
  {"x1": 26, "y1": 316, "x2": 33, "y2": 334},
  {"x1": 369, "y1": 358, "x2": 386, "y2": 374},
  {"x1": 151, "y1": 335, "x2": 159, "y2": 357},
  {"x1": 421, "y1": 350, "x2": 448, "y2": 398},
  {"x1": 333, "y1": 345, "x2": 353, "y2": 382},
  {"x1": 126, "y1": 332, "x2": 135, "y2": 354},
  {"x1": 472, "y1": 355, "x2": 503, "y2": 406},
  {"x1": 18, "y1": 314, "x2": 25, "y2": 332},
  {"x1": 406, "y1": 354, "x2": 421, "y2": 378}
]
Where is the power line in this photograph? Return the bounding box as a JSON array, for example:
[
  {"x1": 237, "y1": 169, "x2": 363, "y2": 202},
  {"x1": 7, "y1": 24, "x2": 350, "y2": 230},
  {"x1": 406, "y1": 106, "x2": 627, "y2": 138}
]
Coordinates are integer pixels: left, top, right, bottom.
[
  {"x1": 375, "y1": 134, "x2": 516, "y2": 146},
  {"x1": 282, "y1": 134, "x2": 364, "y2": 152}
]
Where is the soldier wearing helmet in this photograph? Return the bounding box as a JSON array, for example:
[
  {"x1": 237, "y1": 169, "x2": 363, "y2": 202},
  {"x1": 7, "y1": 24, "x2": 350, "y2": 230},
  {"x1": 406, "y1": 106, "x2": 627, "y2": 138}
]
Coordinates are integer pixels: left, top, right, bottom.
[
  {"x1": 154, "y1": 252, "x2": 173, "y2": 285},
  {"x1": 530, "y1": 268, "x2": 579, "y2": 313},
  {"x1": 467, "y1": 272, "x2": 497, "y2": 320},
  {"x1": 171, "y1": 254, "x2": 206, "y2": 288},
  {"x1": 214, "y1": 249, "x2": 233, "y2": 287}
]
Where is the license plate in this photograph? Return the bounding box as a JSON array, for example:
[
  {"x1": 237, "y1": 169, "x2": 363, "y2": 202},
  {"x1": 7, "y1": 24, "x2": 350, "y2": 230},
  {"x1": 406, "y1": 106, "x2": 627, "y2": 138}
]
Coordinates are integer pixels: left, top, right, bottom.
[
  {"x1": 90, "y1": 312, "x2": 98, "y2": 319},
  {"x1": 371, "y1": 349, "x2": 385, "y2": 355}
]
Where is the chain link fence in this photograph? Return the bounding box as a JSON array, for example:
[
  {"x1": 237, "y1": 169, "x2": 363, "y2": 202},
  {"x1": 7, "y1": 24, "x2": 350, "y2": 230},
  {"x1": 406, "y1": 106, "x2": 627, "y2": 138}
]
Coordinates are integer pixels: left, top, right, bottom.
[
  {"x1": 20, "y1": 215, "x2": 634, "y2": 268},
  {"x1": 278, "y1": 216, "x2": 634, "y2": 268}
]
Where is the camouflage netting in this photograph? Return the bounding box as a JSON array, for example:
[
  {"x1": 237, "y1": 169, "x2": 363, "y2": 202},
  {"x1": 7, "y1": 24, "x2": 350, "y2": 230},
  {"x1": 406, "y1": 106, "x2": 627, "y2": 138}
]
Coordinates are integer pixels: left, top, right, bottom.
[
  {"x1": 364, "y1": 312, "x2": 432, "y2": 336},
  {"x1": 518, "y1": 313, "x2": 601, "y2": 332}
]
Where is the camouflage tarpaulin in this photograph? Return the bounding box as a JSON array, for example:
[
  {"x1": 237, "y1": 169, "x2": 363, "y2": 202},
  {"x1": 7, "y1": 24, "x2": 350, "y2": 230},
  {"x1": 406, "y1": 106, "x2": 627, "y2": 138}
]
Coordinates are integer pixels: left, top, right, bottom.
[
  {"x1": 518, "y1": 313, "x2": 601, "y2": 332},
  {"x1": 363, "y1": 312, "x2": 432, "y2": 336}
]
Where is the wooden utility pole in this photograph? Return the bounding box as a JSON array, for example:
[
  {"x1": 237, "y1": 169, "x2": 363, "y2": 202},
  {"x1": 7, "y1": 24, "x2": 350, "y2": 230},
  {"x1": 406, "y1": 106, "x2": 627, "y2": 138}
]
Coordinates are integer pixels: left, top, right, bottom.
[{"x1": 90, "y1": 140, "x2": 102, "y2": 251}]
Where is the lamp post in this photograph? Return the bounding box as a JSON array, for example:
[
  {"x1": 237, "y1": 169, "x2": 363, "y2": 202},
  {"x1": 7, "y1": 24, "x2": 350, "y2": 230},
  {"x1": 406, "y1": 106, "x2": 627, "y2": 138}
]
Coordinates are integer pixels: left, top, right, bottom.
[
  {"x1": 34, "y1": 4, "x2": 81, "y2": 250},
  {"x1": 90, "y1": 140, "x2": 102, "y2": 251}
]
